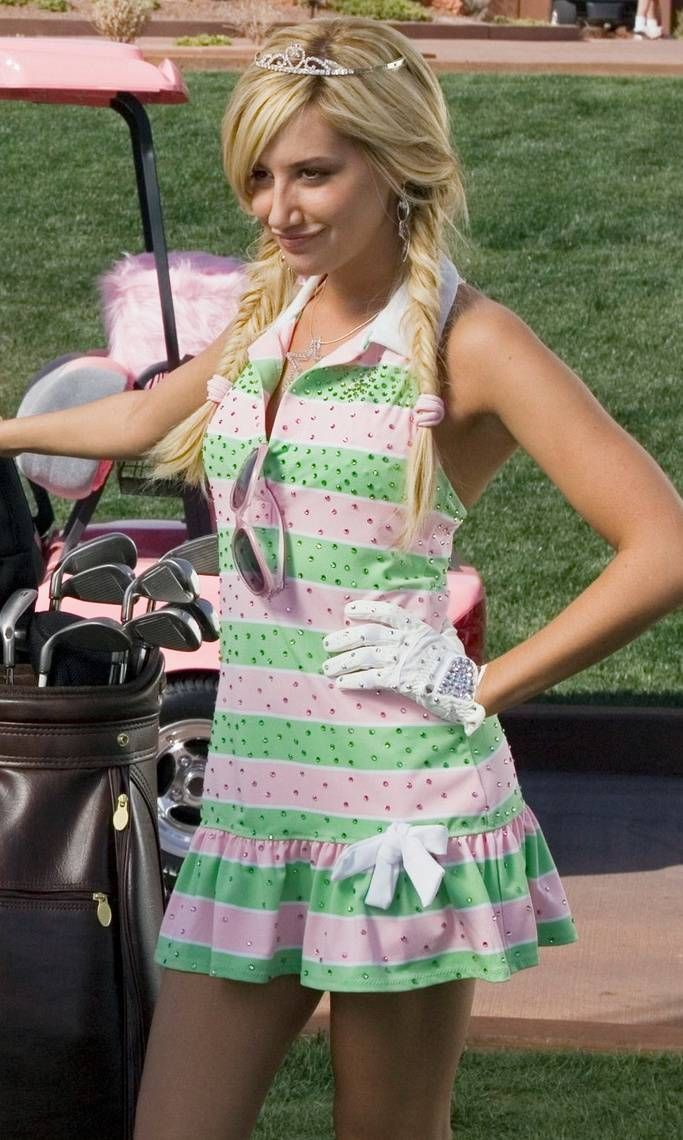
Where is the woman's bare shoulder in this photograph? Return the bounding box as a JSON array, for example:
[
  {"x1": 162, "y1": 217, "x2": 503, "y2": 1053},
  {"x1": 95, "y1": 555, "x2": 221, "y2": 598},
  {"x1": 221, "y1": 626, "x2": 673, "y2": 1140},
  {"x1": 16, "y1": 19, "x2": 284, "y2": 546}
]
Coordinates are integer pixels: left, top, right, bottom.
[
  {"x1": 444, "y1": 281, "x2": 509, "y2": 348},
  {"x1": 450, "y1": 280, "x2": 490, "y2": 319},
  {"x1": 441, "y1": 281, "x2": 529, "y2": 418}
]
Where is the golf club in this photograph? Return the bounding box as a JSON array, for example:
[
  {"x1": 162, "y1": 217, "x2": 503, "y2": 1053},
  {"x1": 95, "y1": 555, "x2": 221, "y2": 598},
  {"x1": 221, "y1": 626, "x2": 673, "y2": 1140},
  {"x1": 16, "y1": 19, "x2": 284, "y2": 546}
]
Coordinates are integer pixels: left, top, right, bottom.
[
  {"x1": 38, "y1": 617, "x2": 133, "y2": 687},
  {"x1": 120, "y1": 607, "x2": 203, "y2": 683},
  {"x1": 174, "y1": 598, "x2": 220, "y2": 642},
  {"x1": 121, "y1": 556, "x2": 200, "y2": 623},
  {"x1": 49, "y1": 532, "x2": 137, "y2": 611},
  {"x1": 162, "y1": 533, "x2": 219, "y2": 577},
  {"x1": 0, "y1": 587, "x2": 39, "y2": 684},
  {"x1": 57, "y1": 563, "x2": 137, "y2": 609}
]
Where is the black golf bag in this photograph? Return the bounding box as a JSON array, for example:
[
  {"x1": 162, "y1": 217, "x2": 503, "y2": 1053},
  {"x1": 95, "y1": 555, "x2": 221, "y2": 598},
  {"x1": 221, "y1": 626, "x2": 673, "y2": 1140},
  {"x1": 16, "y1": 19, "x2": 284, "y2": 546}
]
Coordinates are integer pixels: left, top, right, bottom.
[
  {"x1": 0, "y1": 457, "x2": 44, "y2": 608},
  {"x1": 0, "y1": 458, "x2": 165, "y2": 1139}
]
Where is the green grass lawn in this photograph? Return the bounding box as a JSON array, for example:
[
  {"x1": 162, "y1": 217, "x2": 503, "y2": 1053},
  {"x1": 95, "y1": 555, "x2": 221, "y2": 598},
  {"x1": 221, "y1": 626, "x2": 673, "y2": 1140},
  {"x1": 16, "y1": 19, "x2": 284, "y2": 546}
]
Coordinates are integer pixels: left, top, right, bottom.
[
  {"x1": 254, "y1": 1033, "x2": 682, "y2": 1139},
  {"x1": 1, "y1": 73, "x2": 680, "y2": 702}
]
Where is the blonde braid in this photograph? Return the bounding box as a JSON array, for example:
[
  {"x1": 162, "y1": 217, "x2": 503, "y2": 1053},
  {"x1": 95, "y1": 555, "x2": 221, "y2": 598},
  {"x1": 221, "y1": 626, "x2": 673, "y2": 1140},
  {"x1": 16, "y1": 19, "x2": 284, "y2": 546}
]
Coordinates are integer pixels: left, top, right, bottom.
[
  {"x1": 395, "y1": 202, "x2": 447, "y2": 552},
  {"x1": 147, "y1": 233, "x2": 293, "y2": 487}
]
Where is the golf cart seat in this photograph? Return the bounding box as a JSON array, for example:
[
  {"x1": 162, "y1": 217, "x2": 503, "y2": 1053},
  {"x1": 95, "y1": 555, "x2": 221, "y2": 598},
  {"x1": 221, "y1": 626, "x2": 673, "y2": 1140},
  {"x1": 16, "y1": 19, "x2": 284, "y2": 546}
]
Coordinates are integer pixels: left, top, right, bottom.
[
  {"x1": 98, "y1": 250, "x2": 246, "y2": 378},
  {"x1": 16, "y1": 353, "x2": 132, "y2": 500}
]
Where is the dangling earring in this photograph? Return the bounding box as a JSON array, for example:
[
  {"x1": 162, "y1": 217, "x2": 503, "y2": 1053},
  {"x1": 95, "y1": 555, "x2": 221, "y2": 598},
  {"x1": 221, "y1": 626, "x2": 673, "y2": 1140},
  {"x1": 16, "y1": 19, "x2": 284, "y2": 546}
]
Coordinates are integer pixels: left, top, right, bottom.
[
  {"x1": 279, "y1": 252, "x2": 286, "y2": 263},
  {"x1": 397, "y1": 193, "x2": 411, "y2": 262}
]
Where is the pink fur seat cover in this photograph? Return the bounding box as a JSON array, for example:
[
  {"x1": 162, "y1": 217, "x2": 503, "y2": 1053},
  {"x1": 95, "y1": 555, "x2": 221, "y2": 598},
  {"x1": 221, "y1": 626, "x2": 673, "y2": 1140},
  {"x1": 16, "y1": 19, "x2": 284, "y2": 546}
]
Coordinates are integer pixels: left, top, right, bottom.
[{"x1": 98, "y1": 251, "x2": 247, "y2": 379}]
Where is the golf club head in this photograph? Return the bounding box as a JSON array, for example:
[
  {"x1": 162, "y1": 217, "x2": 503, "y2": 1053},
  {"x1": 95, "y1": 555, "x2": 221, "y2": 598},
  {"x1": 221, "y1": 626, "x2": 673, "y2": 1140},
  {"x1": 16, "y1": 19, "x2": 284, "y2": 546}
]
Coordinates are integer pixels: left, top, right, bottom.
[
  {"x1": 121, "y1": 606, "x2": 202, "y2": 682},
  {"x1": 122, "y1": 556, "x2": 200, "y2": 622},
  {"x1": 157, "y1": 557, "x2": 201, "y2": 599},
  {"x1": 174, "y1": 598, "x2": 220, "y2": 642},
  {"x1": 27, "y1": 611, "x2": 106, "y2": 685},
  {"x1": 38, "y1": 617, "x2": 132, "y2": 687},
  {"x1": 50, "y1": 532, "x2": 137, "y2": 610},
  {"x1": 59, "y1": 563, "x2": 136, "y2": 606},
  {"x1": 0, "y1": 588, "x2": 38, "y2": 682},
  {"x1": 163, "y1": 533, "x2": 219, "y2": 577},
  {"x1": 125, "y1": 607, "x2": 202, "y2": 652}
]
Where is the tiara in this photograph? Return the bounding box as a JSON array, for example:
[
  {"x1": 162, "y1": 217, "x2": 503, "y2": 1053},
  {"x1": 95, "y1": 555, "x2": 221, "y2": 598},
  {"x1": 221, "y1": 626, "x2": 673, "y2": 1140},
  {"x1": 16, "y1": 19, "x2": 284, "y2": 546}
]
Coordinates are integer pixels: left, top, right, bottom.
[{"x1": 253, "y1": 42, "x2": 405, "y2": 78}]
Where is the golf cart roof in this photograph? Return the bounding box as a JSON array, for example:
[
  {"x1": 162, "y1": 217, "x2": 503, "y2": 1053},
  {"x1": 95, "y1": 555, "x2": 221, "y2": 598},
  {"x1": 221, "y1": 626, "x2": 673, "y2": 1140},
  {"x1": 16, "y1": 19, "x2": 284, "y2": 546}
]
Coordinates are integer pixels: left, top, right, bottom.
[{"x1": 0, "y1": 38, "x2": 188, "y2": 106}]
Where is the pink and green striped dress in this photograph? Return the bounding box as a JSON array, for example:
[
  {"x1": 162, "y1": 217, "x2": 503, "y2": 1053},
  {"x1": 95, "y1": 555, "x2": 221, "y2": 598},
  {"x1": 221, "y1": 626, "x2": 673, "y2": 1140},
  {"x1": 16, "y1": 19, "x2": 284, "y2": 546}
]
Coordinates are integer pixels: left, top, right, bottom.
[{"x1": 155, "y1": 258, "x2": 578, "y2": 991}]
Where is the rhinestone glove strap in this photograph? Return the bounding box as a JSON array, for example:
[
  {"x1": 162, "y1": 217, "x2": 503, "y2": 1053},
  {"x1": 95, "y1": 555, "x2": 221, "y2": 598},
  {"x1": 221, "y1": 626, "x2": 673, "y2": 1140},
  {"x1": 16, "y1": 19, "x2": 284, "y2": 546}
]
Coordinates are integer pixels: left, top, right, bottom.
[{"x1": 322, "y1": 600, "x2": 486, "y2": 736}]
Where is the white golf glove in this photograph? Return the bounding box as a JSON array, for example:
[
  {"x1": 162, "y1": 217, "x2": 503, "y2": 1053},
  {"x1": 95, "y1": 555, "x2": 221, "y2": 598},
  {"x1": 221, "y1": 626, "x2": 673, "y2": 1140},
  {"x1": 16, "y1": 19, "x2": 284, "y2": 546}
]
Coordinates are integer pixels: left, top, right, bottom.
[{"x1": 321, "y1": 600, "x2": 487, "y2": 736}]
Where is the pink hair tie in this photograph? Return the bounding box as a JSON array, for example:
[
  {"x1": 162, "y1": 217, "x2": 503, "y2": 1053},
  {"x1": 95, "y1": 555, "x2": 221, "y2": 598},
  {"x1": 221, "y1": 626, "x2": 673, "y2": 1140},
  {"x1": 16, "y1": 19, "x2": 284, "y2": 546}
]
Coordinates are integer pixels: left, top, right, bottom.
[
  {"x1": 414, "y1": 393, "x2": 445, "y2": 428},
  {"x1": 206, "y1": 373, "x2": 232, "y2": 404}
]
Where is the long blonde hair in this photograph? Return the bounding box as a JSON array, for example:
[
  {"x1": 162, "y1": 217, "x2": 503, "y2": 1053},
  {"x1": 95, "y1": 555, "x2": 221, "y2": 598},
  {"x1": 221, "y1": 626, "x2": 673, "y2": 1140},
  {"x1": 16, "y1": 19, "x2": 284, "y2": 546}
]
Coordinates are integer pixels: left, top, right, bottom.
[{"x1": 149, "y1": 16, "x2": 469, "y2": 550}]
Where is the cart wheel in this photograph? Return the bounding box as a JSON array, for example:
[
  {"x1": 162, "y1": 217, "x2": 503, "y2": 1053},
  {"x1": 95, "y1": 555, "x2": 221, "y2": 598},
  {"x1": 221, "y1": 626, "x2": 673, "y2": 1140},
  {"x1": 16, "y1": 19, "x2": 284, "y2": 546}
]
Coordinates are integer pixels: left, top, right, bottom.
[{"x1": 156, "y1": 673, "x2": 218, "y2": 898}]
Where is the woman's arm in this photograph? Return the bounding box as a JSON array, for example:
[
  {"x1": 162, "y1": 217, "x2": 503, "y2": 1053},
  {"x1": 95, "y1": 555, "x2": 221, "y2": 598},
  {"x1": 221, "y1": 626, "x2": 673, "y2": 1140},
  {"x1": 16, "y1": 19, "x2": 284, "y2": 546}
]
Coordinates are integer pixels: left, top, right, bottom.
[
  {"x1": 0, "y1": 324, "x2": 233, "y2": 461},
  {"x1": 443, "y1": 296, "x2": 683, "y2": 718}
]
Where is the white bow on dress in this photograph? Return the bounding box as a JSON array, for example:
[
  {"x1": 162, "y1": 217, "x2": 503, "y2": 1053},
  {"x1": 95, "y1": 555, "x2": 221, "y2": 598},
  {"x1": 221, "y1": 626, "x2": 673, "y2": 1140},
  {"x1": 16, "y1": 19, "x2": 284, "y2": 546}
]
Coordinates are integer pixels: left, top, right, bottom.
[{"x1": 330, "y1": 819, "x2": 449, "y2": 910}]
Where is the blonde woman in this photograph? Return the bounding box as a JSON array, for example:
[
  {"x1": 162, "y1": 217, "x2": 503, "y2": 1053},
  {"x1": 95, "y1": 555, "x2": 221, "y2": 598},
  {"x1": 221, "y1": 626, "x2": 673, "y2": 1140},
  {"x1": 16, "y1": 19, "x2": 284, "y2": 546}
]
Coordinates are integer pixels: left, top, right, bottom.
[{"x1": 1, "y1": 17, "x2": 682, "y2": 1140}]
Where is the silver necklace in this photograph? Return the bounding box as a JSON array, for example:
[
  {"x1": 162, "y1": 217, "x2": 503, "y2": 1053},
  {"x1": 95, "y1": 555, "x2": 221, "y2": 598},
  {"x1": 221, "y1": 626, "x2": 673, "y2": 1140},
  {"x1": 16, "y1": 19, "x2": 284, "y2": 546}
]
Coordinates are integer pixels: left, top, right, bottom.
[{"x1": 284, "y1": 279, "x2": 382, "y2": 377}]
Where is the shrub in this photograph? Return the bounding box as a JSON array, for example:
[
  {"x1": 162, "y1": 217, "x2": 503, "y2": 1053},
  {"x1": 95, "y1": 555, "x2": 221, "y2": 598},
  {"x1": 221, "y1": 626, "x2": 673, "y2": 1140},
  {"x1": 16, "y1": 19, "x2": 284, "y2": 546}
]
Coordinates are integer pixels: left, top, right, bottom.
[
  {"x1": 90, "y1": 0, "x2": 154, "y2": 42},
  {"x1": 176, "y1": 34, "x2": 233, "y2": 46},
  {"x1": 227, "y1": 0, "x2": 285, "y2": 45},
  {"x1": 37, "y1": 0, "x2": 71, "y2": 10},
  {"x1": 327, "y1": 0, "x2": 431, "y2": 21},
  {"x1": 459, "y1": 0, "x2": 490, "y2": 16}
]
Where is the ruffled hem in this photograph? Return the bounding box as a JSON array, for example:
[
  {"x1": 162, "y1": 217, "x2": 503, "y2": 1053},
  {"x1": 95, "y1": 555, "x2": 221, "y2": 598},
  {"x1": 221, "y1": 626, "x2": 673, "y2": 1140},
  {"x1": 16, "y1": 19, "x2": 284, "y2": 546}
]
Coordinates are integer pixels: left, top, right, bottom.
[{"x1": 155, "y1": 802, "x2": 578, "y2": 992}]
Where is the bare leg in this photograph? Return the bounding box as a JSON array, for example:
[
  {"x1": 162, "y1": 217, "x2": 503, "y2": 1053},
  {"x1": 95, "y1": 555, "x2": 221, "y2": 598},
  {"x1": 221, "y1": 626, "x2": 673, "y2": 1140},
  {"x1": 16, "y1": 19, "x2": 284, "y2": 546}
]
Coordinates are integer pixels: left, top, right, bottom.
[
  {"x1": 634, "y1": 0, "x2": 662, "y2": 33},
  {"x1": 330, "y1": 978, "x2": 476, "y2": 1140},
  {"x1": 134, "y1": 968, "x2": 324, "y2": 1140}
]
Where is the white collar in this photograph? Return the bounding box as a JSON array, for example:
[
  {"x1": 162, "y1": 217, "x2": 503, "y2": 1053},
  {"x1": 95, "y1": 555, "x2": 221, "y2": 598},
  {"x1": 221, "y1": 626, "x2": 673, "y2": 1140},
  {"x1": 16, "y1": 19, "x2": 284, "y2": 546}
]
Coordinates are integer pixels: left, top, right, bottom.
[
  {"x1": 273, "y1": 255, "x2": 461, "y2": 360},
  {"x1": 272, "y1": 272, "x2": 324, "y2": 333},
  {"x1": 363, "y1": 257, "x2": 460, "y2": 356}
]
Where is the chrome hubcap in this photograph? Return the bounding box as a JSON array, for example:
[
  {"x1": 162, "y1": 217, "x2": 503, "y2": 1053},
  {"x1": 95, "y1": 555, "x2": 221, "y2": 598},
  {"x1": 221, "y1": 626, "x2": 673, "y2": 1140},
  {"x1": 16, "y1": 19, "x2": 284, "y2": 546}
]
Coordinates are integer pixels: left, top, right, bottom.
[{"x1": 157, "y1": 716, "x2": 210, "y2": 861}]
